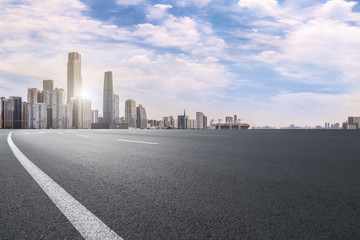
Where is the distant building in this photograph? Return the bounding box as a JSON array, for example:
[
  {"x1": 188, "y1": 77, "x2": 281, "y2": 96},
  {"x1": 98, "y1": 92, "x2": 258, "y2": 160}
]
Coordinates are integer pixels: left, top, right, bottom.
[
  {"x1": 27, "y1": 88, "x2": 38, "y2": 128},
  {"x1": 92, "y1": 110, "x2": 99, "y2": 123},
  {"x1": 72, "y1": 97, "x2": 91, "y2": 129},
  {"x1": 113, "y1": 94, "x2": 119, "y2": 123},
  {"x1": 125, "y1": 99, "x2": 136, "y2": 128},
  {"x1": 226, "y1": 116, "x2": 233, "y2": 124},
  {"x1": 203, "y1": 115, "x2": 208, "y2": 129},
  {"x1": 22, "y1": 102, "x2": 30, "y2": 129},
  {"x1": 52, "y1": 88, "x2": 71, "y2": 129},
  {"x1": 196, "y1": 112, "x2": 204, "y2": 129},
  {"x1": 67, "y1": 52, "x2": 82, "y2": 102},
  {"x1": 136, "y1": 104, "x2": 147, "y2": 129},
  {"x1": 187, "y1": 119, "x2": 197, "y2": 129},
  {"x1": 234, "y1": 114, "x2": 238, "y2": 124},
  {"x1": 33, "y1": 103, "x2": 47, "y2": 129},
  {"x1": 347, "y1": 117, "x2": 360, "y2": 129},
  {"x1": 177, "y1": 110, "x2": 188, "y2": 129},
  {"x1": 37, "y1": 90, "x2": 44, "y2": 103},
  {"x1": 10, "y1": 96, "x2": 22, "y2": 129},
  {"x1": 43, "y1": 80, "x2": 54, "y2": 93},
  {"x1": 103, "y1": 71, "x2": 114, "y2": 123}
]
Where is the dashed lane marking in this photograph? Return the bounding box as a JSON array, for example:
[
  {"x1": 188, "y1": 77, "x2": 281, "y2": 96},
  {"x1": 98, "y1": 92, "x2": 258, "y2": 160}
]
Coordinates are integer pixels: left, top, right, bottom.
[
  {"x1": 76, "y1": 135, "x2": 90, "y2": 138},
  {"x1": 115, "y1": 139, "x2": 159, "y2": 145}
]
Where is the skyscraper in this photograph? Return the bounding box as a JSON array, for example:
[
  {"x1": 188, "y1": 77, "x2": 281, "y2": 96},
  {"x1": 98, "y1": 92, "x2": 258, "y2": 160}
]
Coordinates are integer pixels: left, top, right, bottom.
[
  {"x1": 52, "y1": 88, "x2": 69, "y2": 129},
  {"x1": 196, "y1": 112, "x2": 204, "y2": 129},
  {"x1": 10, "y1": 96, "x2": 22, "y2": 129},
  {"x1": 67, "y1": 52, "x2": 82, "y2": 102},
  {"x1": 136, "y1": 104, "x2": 147, "y2": 129},
  {"x1": 0, "y1": 97, "x2": 4, "y2": 129},
  {"x1": 103, "y1": 71, "x2": 114, "y2": 123},
  {"x1": 27, "y1": 88, "x2": 37, "y2": 129},
  {"x1": 72, "y1": 97, "x2": 91, "y2": 129},
  {"x1": 125, "y1": 99, "x2": 136, "y2": 128},
  {"x1": 113, "y1": 94, "x2": 119, "y2": 123},
  {"x1": 92, "y1": 110, "x2": 99, "y2": 123},
  {"x1": 43, "y1": 80, "x2": 54, "y2": 92},
  {"x1": 178, "y1": 109, "x2": 188, "y2": 129},
  {"x1": 234, "y1": 114, "x2": 238, "y2": 124}
]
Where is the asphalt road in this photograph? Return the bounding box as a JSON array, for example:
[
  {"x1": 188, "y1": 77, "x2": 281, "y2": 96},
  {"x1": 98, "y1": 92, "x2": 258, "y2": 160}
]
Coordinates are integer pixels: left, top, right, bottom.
[{"x1": 1, "y1": 129, "x2": 360, "y2": 239}]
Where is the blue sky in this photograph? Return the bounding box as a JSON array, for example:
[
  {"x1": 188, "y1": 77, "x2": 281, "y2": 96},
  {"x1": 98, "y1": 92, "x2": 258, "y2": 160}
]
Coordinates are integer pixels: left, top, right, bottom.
[{"x1": 1, "y1": 0, "x2": 360, "y2": 127}]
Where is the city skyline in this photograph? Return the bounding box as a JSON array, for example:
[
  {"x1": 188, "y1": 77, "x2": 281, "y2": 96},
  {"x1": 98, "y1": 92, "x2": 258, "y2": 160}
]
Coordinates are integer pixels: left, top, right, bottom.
[{"x1": 2, "y1": 0, "x2": 360, "y2": 127}]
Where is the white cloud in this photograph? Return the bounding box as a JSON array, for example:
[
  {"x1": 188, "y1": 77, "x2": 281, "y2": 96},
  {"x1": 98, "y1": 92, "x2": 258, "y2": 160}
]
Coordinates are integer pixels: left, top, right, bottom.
[
  {"x1": 174, "y1": 0, "x2": 213, "y2": 8},
  {"x1": 146, "y1": 4, "x2": 173, "y2": 20},
  {"x1": 238, "y1": 0, "x2": 279, "y2": 17},
  {"x1": 116, "y1": 0, "x2": 145, "y2": 6}
]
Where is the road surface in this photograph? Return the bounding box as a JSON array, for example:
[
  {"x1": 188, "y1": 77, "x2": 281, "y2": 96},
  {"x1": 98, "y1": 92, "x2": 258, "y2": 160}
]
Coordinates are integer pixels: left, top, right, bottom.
[{"x1": 1, "y1": 129, "x2": 360, "y2": 239}]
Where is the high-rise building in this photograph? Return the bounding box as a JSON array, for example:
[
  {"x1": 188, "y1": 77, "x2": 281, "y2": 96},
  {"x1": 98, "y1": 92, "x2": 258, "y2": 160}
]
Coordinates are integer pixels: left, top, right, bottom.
[
  {"x1": 52, "y1": 88, "x2": 69, "y2": 129},
  {"x1": 43, "y1": 80, "x2": 54, "y2": 92},
  {"x1": 125, "y1": 99, "x2": 136, "y2": 128},
  {"x1": 136, "y1": 104, "x2": 147, "y2": 129},
  {"x1": 203, "y1": 115, "x2": 208, "y2": 129},
  {"x1": 22, "y1": 102, "x2": 30, "y2": 129},
  {"x1": 72, "y1": 97, "x2": 91, "y2": 129},
  {"x1": 10, "y1": 96, "x2": 22, "y2": 129},
  {"x1": 0, "y1": 97, "x2": 4, "y2": 129},
  {"x1": 37, "y1": 90, "x2": 44, "y2": 103},
  {"x1": 196, "y1": 112, "x2": 204, "y2": 129},
  {"x1": 92, "y1": 110, "x2": 99, "y2": 123},
  {"x1": 187, "y1": 119, "x2": 197, "y2": 129},
  {"x1": 234, "y1": 114, "x2": 238, "y2": 124},
  {"x1": 27, "y1": 88, "x2": 37, "y2": 129},
  {"x1": 178, "y1": 110, "x2": 188, "y2": 129},
  {"x1": 33, "y1": 103, "x2": 47, "y2": 129},
  {"x1": 113, "y1": 94, "x2": 119, "y2": 123},
  {"x1": 67, "y1": 52, "x2": 82, "y2": 102},
  {"x1": 103, "y1": 71, "x2": 114, "y2": 123}
]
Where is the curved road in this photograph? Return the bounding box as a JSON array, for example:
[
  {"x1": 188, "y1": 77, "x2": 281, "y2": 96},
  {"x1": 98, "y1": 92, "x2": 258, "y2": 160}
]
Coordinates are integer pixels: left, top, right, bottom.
[{"x1": 1, "y1": 129, "x2": 360, "y2": 239}]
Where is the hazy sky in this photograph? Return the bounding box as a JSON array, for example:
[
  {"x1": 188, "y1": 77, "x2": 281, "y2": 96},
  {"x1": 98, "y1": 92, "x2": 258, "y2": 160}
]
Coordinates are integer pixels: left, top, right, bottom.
[{"x1": 1, "y1": 0, "x2": 360, "y2": 127}]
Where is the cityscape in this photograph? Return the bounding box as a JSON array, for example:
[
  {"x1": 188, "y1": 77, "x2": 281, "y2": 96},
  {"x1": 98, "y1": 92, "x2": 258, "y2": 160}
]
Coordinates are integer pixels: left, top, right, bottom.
[
  {"x1": 2, "y1": 1, "x2": 360, "y2": 240},
  {"x1": 1, "y1": 51, "x2": 359, "y2": 130},
  {"x1": 1, "y1": 51, "x2": 252, "y2": 130}
]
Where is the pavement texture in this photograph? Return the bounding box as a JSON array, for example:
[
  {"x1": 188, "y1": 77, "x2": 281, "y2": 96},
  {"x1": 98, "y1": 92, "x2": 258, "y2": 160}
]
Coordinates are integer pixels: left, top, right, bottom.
[{"x1": 1, "y1": 129, "x2": 360, "y2": 239}]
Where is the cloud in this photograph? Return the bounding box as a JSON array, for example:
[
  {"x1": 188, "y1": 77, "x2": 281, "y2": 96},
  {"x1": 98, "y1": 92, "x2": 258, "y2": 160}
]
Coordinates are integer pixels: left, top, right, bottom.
[
  {"x1": 238, "y1": 0, "x2": 279, "y2": 17},
  {"x1": 146, "y1": 4, "x2": 173, "y2": 20},
  {"x1": 116, "y1": 0, "x2": 145, "y2": 6},
  {"x1": 174, "y1": 0, "x2": 213, "y2": 8}
]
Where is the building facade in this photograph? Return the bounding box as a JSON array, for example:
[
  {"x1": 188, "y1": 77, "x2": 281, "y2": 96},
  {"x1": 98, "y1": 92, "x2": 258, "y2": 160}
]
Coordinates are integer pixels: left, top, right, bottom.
[
  {"x1": 196, "y1": 112, "x2": 204, "y2": 129},
  {"x1": 136, "y1": 104, "x2": 147, "y2": 129},
  {"x1": 125, "y1": 99, "x2": 136, "y2": 128},
  {"x1": 67, "y1": 52, "x2": 82, "y2": 102},
  {"x1": 113, "y1": 94, "x2": 119, "y2": 123},
  {"x1": 103, "y1": 71, "x2": 114, "y2": 123}
]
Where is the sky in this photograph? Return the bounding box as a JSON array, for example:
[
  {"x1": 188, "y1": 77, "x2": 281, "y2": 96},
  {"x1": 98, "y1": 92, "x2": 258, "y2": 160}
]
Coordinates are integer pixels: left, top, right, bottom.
[{"x1": 1, "y1": 0, "x2": 360, "y2": 127}]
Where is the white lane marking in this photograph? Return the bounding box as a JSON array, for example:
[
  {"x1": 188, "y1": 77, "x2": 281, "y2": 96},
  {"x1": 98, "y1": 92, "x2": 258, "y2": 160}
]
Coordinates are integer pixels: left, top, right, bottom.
[
  {"x1": 115, "y1": 139, "x2": 159, "y2": 145},
  {"x1": 7, "y1": 131, "x2": 124, "y2": 240},
  {"x1": 77, "y1": 135, "x2": 90, "y2": 138},
  {"x1": 185, "y1": 134, "x2": 231, "y2": 137},
  {"x1": 38, "y1": 132, "x2": 47, "y2": 134}
]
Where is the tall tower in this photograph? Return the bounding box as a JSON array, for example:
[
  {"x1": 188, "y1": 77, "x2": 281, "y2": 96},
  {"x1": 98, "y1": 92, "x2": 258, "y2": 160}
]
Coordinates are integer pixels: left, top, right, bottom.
[
  {"x1": 67, "y1": 52, "x2": 82, "y2": 102},
  {"x1": 125, "y1": 99, "x2": 136, "y2": 128},
  {"x1": 113, "y1": 94, "x2": 119, "y2": 123},
  {"x1": 196, "y1": 112, "x2": 204, "y2": 129},
  {"x1": 136, "y1": 104, "x2": 147, "y2": 129},
  {"x1": 103, "y1": 71, "x2": 114, "y2": 123}
]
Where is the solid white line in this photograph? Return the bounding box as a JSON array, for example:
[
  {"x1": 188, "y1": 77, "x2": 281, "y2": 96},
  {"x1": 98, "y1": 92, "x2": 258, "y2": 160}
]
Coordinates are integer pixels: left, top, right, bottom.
[
  {"x1": 115, "y1": 139, "x2": 159, "y2": 145},
  {"x1": 77, "y1": 135, "x2": 90, "y2": 138},
  {"x1": 7, "y1": 131, "x2": 123, "y2": 240},
  {"x1": 38, "y1": 132, "x2": 47, "y2": 134}
]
